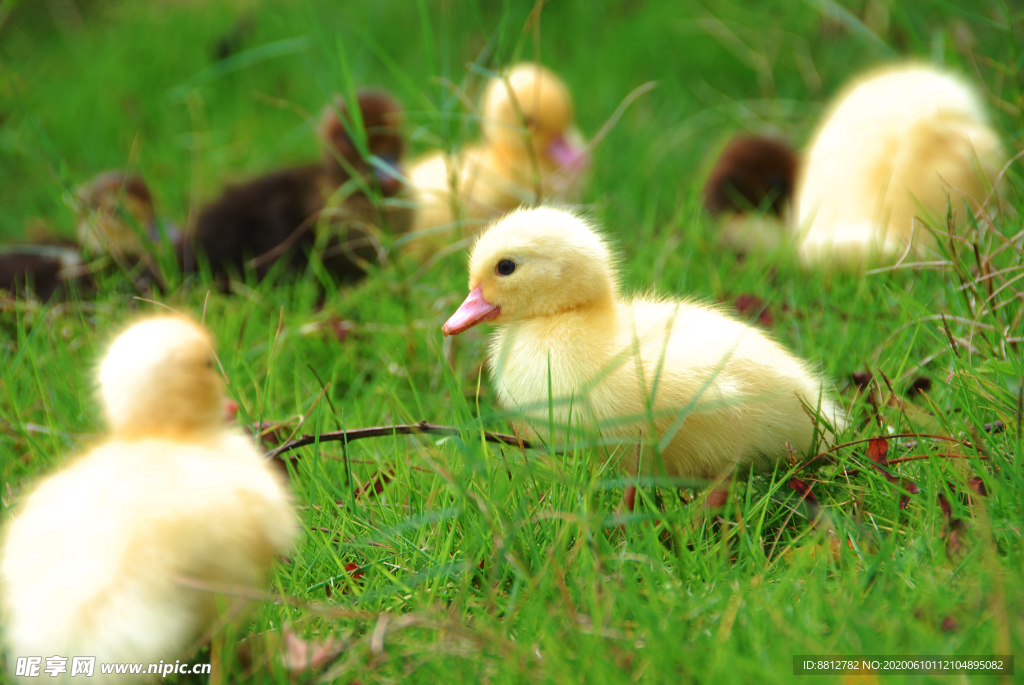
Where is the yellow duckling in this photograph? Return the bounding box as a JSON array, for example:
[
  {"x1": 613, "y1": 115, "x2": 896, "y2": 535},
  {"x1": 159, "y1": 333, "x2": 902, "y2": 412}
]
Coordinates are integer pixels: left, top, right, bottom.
[
  {"x1": 1, "y1": 316, "x2": 296, "y2": 683},
  {"x1": 443, "y1": 207, "x2": 844, "y2": 480},
  {"x1": 795, "y1": 64, "x2": 1005, "y2": 268},
  {"x1": 408, "y1": 63, "x2": 590, "y2": 247}
]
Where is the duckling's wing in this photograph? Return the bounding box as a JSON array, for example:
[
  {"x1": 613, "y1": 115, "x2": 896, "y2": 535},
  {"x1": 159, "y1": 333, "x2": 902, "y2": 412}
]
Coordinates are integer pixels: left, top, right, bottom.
[{"x1": 0, "y1": 445, "x2": 199, "y2": 669}]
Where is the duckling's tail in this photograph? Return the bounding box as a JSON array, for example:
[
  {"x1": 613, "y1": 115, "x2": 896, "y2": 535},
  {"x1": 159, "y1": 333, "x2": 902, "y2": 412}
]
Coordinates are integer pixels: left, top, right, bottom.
[
  {"x1": 797, "y1": 221, "x2": 905, "y2": 270},
  {"x1": 815, "y1": 394, "x2": 848, "y2": 446}
]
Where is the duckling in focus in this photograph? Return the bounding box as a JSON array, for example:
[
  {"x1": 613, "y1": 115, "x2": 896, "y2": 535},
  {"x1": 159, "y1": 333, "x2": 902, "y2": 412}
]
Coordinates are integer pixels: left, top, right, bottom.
[
  {"x1": 408, "y1": 63, "x2": 590, "y2": 248},
  {"x1": 179, "y1": 90, "x2": 410, "y2": 283},
  {"x1": 703, "y1": 135, "x2": 799, "y2": 254},
  {"x1": 795, "y1": 64, "x2": 1005, "y2": 268},
  {"x1": 443, "y1": 207, "x2": 843, "y2": 480},
  {"x1": 0, "y1": 315, "x2": 296, "y2": 683}
]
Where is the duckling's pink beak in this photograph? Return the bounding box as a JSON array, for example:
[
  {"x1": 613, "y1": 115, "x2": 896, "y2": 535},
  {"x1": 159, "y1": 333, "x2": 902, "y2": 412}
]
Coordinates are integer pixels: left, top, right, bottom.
[
  {"x1": 442, "y1": 285, "x2": 500, "y2": 336},
  {"x1": 547, "y1": 135, "x2": 589, "y2": 172}
]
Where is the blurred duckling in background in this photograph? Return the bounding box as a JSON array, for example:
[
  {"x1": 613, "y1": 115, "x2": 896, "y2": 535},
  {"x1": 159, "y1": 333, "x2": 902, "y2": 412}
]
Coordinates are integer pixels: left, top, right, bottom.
[
  {"x1": 408, "y1": 63, "x2": 590, "y2": 250},
  {"x1": 0, "y1": 315, "x2": 296, "y2": 683},
  {"x1": 179, "y1": 90, "x2": 410, "y2": 284},
  {"x1": 443, "y1": 207, "x2": 843, "y2": 483},
  {"x1": 0, "y1": 243, "x2": 86, "y2": 301},
  {"x1": 76, "y1": 171, "x2": 178, "y2": 258},
  {"x1": 795, "y1": 63, "x2": 1005, "y2": 268},
  {"x1": 0, "y1": 171, "x2": 165, "y2": 300},
  {"x1": 703, "y1": 135, "x2": 799, "y2": 254}
]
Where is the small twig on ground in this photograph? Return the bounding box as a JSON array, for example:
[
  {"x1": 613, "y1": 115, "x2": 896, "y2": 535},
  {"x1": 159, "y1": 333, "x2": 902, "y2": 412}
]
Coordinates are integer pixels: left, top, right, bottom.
[
  {"x1": 796, "y1": 432, "x2": 977, "y2": 473},
  {"x1": 941, "y1": 313, "x2": 960, "y2": 358},
  {"x1": 266, "y1": 420, "x2": 532, "y2": 460},
  {"x1": 885, "y1": 452, "x2": 990, "y2": 467}
]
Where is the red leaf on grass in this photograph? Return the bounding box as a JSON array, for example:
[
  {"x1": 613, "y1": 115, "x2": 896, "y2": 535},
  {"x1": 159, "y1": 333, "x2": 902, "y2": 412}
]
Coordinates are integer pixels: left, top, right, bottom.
[
  {"x1": 344, "y1": 562, "x2": 364, "y2": 580},
  {"x1": 734, "y1": 294, "x2": 774, "y2": 328},
  {"x1": 940, "y1": 616, "x2": 958, "y2": 632},
  {"x1": 898, "y1": 479, "x2": 920, "y2": 511},
  {"x1": 937, "y1": 493, "x2": 952, "y2": 517},
  {"x1": 789, "y1": 477, "x2": 818, "y2": 505},
  {"x1": 622, "y1": 485, "x2": 637, "y2": 512},
  {"x1": 865, "y1": 438, "x2": 896, "y2": 482},
  {"x1": 967, "y1": 477, "x2": 988, "y2": 497},
  {"x1": 356, "y1": 469, "x2": 394, "y2": 500},
  {"x1": 705, "y1": 488, "x2": 729, "y2": 508},
  {"x1": 866, "y1": 438, "x2": 889, "y2": 465},
  {"x1": 329, "y1": 318, "x2": 354, "y2": 342}
]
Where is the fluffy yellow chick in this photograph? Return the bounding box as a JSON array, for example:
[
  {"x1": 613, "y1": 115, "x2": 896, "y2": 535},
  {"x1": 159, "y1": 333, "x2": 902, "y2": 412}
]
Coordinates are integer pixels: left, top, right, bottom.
[
  {"x1": 408, "y1": 63, "x2": 590, "y2": 247},
  {"x1": 443, "y1": 207, "x2": 844, "y2": 480},
  {"x1": 1, "y1": 316, "x2": 296, "y2": 683},
  {"x1": 795, "y1": 64, "x2": 1005, "y2": 268}
]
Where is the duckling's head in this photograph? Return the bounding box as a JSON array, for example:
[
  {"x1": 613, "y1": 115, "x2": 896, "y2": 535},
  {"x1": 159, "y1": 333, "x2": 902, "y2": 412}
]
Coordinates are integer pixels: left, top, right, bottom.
[
  {"x1": 443, "y1": 207, "x2": 616, "y2": 335},
  {"x1": 480, "y1": 63, "x2": 589, "y2": 172},
  {"x1": 75, "y1": 171, "x2": 157, "y2": 256},
  {"x1": 703, "y1": 136, "x2": 798, "y2": 217},
  {"x1": 318, "y1": 90, "x2": 406, "y2": 195},
  {"x1": 98, "y1": 316, "x2": 224, "y2": 439}
]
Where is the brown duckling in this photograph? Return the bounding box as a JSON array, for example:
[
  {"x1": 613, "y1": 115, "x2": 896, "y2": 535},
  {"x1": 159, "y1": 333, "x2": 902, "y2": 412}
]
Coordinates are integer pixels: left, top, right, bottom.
[
  {"x1": 0, "y1": 244, "x2": 86, "y2": 301},
  {"x1": 703, "y1": 135, "x2": 799, "y2": 254},
  {"x1": 179, "y1": 90, "x2": 410, "y2": 284}
]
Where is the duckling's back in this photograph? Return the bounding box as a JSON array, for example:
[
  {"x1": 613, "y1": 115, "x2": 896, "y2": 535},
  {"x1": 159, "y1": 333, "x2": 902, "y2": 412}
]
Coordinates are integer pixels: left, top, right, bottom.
[
  {"x1": 796, "y1": 65, "x2": 1004, "y2": 267},
  {"x1": 1, "y1": 433, "x2": 294, "y2": 683},
  {"x1": 612, "y1": 298, "x2": 842, "y2": 477},
  {"x1": 488, "y1": 297, "x2": 841, "y2": 479}
]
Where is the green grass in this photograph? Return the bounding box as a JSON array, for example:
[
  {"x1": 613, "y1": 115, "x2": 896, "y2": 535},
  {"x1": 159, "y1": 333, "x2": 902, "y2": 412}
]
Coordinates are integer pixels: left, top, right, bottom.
[{"x1": 1, "y1": 0, "x2": 1023, "y2": 682}]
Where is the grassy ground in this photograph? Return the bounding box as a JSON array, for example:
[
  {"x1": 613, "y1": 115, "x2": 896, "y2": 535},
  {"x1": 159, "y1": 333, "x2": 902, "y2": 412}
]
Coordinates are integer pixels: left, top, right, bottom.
[{"x1": 1, "y1": 0, "x2": 1023, "y2": 682}]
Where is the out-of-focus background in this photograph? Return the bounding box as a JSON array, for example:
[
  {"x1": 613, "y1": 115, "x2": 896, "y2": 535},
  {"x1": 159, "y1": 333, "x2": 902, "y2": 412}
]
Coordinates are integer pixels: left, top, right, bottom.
[
  {"x1": 2, "y1": 2, "x2": 1022, "y2": 682},
  {"x1": 3, "y1": 0, "x2": 1019, "y2": 241}
]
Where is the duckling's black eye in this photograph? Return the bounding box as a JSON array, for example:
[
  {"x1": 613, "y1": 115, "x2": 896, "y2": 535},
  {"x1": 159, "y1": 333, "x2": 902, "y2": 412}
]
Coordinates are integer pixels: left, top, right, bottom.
[
  {"x1": 496, "y1": 259, "x2": 516, "y2": 276},
  {"x1": 206, "y1": 358, "x2": 215, "y2": 369}
]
